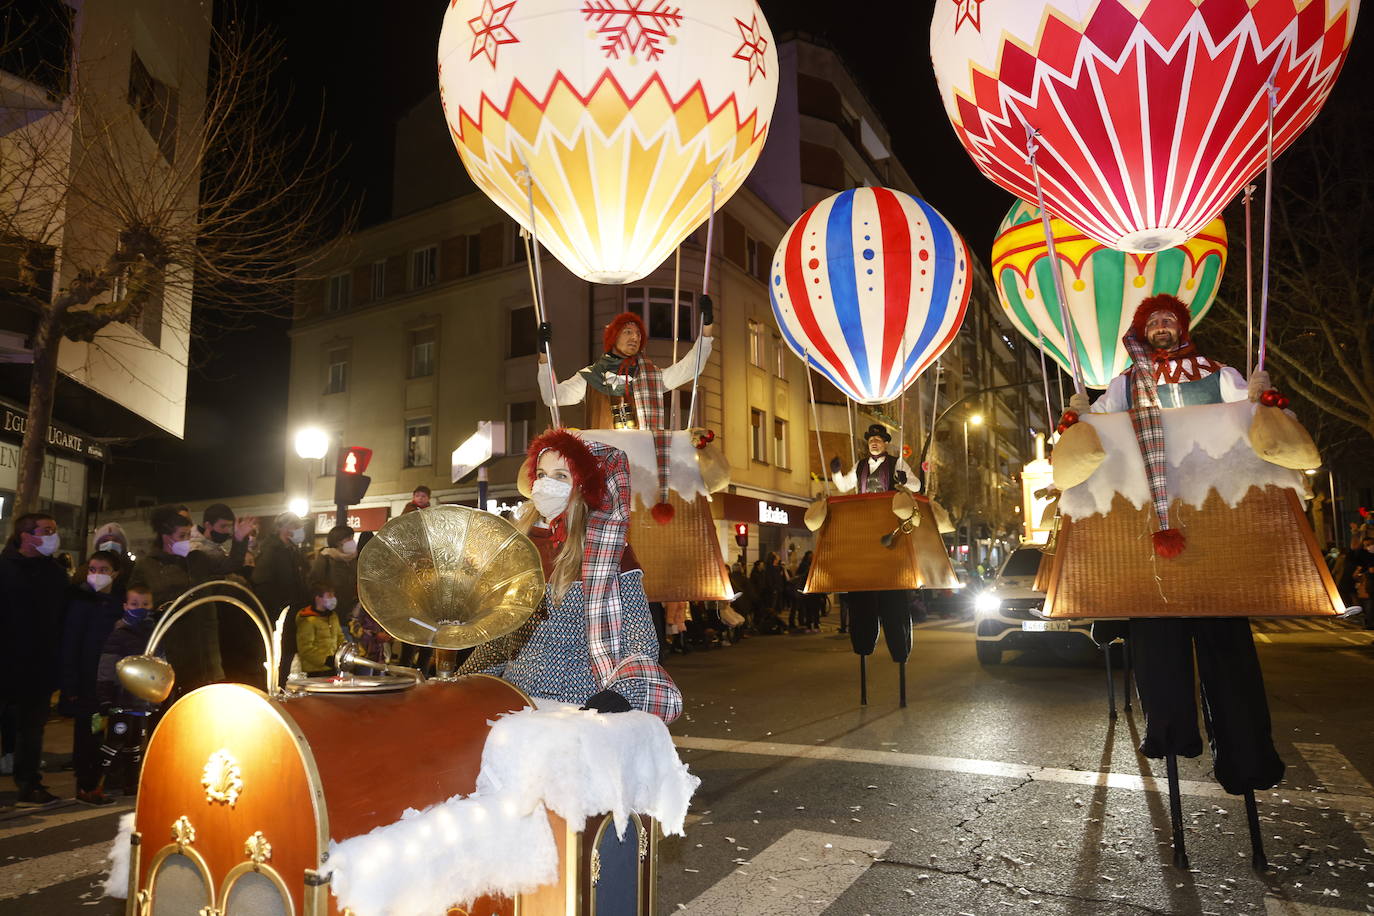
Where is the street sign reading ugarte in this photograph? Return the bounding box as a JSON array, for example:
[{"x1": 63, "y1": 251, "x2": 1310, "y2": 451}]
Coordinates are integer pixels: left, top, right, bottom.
[{"x1": 0, "y1": 402, "x2": 107, "y2": 461}]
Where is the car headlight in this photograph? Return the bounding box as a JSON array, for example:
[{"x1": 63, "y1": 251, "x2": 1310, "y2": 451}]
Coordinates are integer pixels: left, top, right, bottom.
[{"x1": 974, "y1": 592, "x2": 1001, "y2": 617}]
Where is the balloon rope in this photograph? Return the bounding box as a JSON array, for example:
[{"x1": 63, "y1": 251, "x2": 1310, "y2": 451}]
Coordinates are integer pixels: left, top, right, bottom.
[
  {"x1": 687, "y1": 177, "x2": 720, "y2": 431},
  {"x1": 1024, "y1": 127, "x2": 1086, "y2": 396},
  {"x1": 805, "y1": 349, "x2": 831, "y2": 496},
  {"x1": 1242, "y1": 184, "x2": 1256, "y2": 377},
  {"x1": 1257, "y1": 80, "x2": 1278, "y2": 373},
  {"x1": 896, "y1": 331, "x2": 908, "y2": 466},
  {"x1": 846, "y1": 395, "x2": 857, "y2": 465},
  {"x1": 520, "y1": 161, "x2": 560, "y2": 429},
  {"x1": 1036, "y1": 333, "x2": 1054, "y2": 424},
  {"x1": 671, "y1": 246, "x2": 682, "y2": 428}
]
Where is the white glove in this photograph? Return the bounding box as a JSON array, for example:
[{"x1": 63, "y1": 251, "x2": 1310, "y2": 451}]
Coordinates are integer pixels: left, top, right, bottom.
[
  {"x1": 1247, "y1": 370, "x2": 1272, "y2": 402},
  {"x1": 1068, "y1": 391, "x2": 1090, "y2": 413}
]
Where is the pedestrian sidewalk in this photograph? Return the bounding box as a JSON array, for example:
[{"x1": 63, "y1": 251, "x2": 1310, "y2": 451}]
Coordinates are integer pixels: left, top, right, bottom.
[{"x1": 1, "y1": 714, "x2": 85, "y2": 820}]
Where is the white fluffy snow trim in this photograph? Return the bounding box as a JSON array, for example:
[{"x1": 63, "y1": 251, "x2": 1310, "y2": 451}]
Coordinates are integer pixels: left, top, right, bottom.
[
  {"x1": 478, "y1": 701, "x2": 701, "y2": 838},
  {"x1": 102, "y1": 812, "x2": 136, "y2": 899},
  {"x1": 578, "y1": 429, "x2": 707, "y2": 507},
  {"x1": 326, "y1": 794, "x2": 559, "y2": 916},
  {"x1": 1060, "y1": 400, "x2": 1308, "y2": 520}
]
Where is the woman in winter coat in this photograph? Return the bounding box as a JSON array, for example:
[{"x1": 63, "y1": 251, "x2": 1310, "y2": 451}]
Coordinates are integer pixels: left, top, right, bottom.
[
  {"x1": 59, "y1": 551, "x2": 126, "y2": 804},
  {"x1": 308, "y1": 525, "x2": 359, "y2": 613},
  {"x1": 253, "y1": 513, "x2": 312, "y2": 682},
  {"x1": 131, "y1": 507, "x2": 215, "y2": 692}
]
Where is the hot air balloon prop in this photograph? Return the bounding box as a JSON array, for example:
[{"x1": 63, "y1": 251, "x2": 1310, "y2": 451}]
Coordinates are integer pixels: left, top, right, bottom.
[
  {"x1": 992, "y1": 201, "x2": 1229, "y2": 389},
  {"x1": 931, "y1": 0, "x2": 1359, "y2": 253},
  {"x1": 438, "y1": 0, "x2": 779, "y2": 284},
  {"x1": 769, "y1": 188, "x2": 971, "y2": 405}
]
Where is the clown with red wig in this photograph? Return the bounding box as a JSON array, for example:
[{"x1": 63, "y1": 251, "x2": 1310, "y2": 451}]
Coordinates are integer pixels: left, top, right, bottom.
[
  {"x1": 538, "y1": 310, "x2": 714, "y2": 430},
  {"x1": 458, "y1": 428, "x2": 681, "y2": 722}
]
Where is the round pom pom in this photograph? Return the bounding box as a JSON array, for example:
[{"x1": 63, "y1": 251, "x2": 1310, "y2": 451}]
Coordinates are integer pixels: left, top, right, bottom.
[
  {"x1": 1276, "y1": 395, "x2": 1290, "y2": 410},
  {"x1": 650, "y1": 502, "x2": 675, "y2": 525},
  {"x1": 1062, "y1": 410, "x2": 1079, "y2": 423},
  {"x1": 1152, "y1": 527, "x2": 1187, "y2": 559},
  {"x1": 1260, "y1": 390, "x2": 1279, "y2": 407}
]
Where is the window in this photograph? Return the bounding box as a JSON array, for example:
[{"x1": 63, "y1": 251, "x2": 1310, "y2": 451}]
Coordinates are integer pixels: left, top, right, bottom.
[
  {"x1": 465, "y1": 235, "x2": 482, "y2": 276},
  {"x1": 508, "y1": 305, "x2": 537, "y2": 358},
  {"x1": 750, "y1": 409, "x2": 767, "y2": 463},
  {"x1": 624, "y1": 287, "x2": 696, "y2": 341},
  {"x1": 773, "y1": 418, "x2": 789, "y2": 469},
  {"x1": 410, "y1": 245, "x2": 438, "y2": 289},
  {"x1": 405, "y1": 417, "x2": 433, "y2": 468},
  {"x1": 325, "y1": 348, "x2": 348, "y2": 394},
  {"x1": 326, "y1": 273, "x2": 350, "y2": 313},
  {"x1": 507, "y1": 401, "x2": 536, "y2": 454},
  {"x1": 128, "y1": 51, "x2": 178, "y2": 162},
  {"x1": 748, "y1": 320, "x2": 765, "y2": 368},
  {"x1": 408, "y1": 327, "x2": 436, "y2": 378},
  {"x1": 369, "y1": 261, "x2": 386, "y2": 302},
  {"x1": 773, "y1": 334, "x2": 787, "y2": 380}
]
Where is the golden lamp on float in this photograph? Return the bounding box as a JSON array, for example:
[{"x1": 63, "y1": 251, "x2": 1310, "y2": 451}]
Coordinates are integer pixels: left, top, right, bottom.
[{"x1": 109, "y1": 507, "x2": 687, "y2": 916}]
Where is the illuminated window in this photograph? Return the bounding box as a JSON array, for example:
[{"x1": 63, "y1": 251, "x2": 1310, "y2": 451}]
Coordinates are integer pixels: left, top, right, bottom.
[
  {"x1": 404, "y1": 417, "x2": 432, "y2": 468},
  {"x1": 751, "y1": 409, "x2": 767, "y2": 463},
  {"x1": 748, "y1": 320, "x2": 765, "y2": 368},
  {"x1": 773, "y1": 418, "x2": 789, "y2": 469}
]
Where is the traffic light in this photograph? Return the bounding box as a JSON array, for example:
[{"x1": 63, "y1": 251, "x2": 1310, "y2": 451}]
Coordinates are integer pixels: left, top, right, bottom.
[
  {"x1": 733, "y1": 522, "x2": 748, "y2": 548},
  {"x1": 334, "y1": 446, "x2": 373, "y2": 507}
]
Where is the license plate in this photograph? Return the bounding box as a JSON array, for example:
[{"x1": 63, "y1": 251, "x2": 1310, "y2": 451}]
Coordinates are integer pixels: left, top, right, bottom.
[{"x1": 1022, "y1": 620, "x2": 1070, "y2": 632}]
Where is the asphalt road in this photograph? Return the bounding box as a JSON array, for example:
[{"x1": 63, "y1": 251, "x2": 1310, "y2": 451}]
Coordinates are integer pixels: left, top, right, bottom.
[{"x1": 2, "y1": 613, "x2": 1371, "y2": 915}]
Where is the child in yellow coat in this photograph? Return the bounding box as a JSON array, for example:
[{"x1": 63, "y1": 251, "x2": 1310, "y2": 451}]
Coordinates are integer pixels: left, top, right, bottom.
[{"x1": 295, "y1": 583, "x2": 344, "y2": 677}]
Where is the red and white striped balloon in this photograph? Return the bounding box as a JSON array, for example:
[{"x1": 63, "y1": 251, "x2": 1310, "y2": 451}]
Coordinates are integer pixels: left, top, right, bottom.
[{"x1": 769, "y1": 188, "x2": 970, "y2": 405}]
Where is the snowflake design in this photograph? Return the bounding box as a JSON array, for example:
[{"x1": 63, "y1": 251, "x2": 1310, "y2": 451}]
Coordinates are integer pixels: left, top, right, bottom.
[
  {"x1": 732, "y1": 15, "x2": 768, "y2": 84},
  {"x1": 582, "y1": 1, "x2": 683, "y2": 62},
  {"x1": 953, "y1": 0, "x2": 984, "y2": 33},
  {"x1": 469, "y1": 0, "x2": 520, "y2": 68}
]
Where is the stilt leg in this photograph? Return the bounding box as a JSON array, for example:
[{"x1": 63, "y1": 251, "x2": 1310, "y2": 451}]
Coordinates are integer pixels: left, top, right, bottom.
[
  {"x1": 1166, "y1": 753, "x2": 1189, "y2": 870},
  {"x1": 1104, "y1": 643, "x2": 1117, "y2": 720},
  {"x1": 1123, "y1": 639, "x2": 1133, "y2": 712},
  {"x1": 1244, "y1": 789, "x2": 1268, "y2": 871},
  {"x1": 859, "y1": 655, "x2": 868, "y2": 707},
  {"x1": 898, "y1": 661, "x2": 907, "y2": 708}
]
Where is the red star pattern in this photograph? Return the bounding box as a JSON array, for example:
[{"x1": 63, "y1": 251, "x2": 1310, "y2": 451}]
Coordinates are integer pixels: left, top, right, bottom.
[
  {"x1": 732, "y1": 15, "x2": 769, "y2": 84},
  {"x1": 468, "y1": 0, "x2": 520, "y2": 68},
  {"x1": 953, "y1": 0, "x2": 984, "y2": 33}
]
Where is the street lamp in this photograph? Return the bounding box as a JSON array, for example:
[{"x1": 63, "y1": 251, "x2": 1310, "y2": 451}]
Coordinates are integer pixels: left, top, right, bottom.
[
  {"x1": 293, "y1": 427, "x2": 330, "y2": 532},
  {"x1": 288, "y1": 497, "x2": 309, "y2": 518},
  {"x1": 963, "y1": 412, "x2": 985, "y2": 569}
]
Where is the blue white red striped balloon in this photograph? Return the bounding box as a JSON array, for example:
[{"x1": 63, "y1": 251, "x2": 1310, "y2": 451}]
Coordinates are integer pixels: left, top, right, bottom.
[{"x1": 769, "y1": 188, "x2": 971, "y2": 405}]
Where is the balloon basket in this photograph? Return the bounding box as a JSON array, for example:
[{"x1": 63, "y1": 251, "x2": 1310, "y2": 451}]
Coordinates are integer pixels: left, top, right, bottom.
[
  {"x1": 1042, "y1": 486, "x2": 1345, "y2": 619},
  {"x1": 805, "y1": 492, "x2": 958, "y2": 594},
  {"x1": 629, "y1": 491, "x2": 732, "y2": 603}
]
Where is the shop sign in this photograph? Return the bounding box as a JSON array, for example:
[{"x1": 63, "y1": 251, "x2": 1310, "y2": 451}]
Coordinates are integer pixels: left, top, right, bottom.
[
  {"x1": 485, "y1": 499, "x2": 525, "y2": 515},
  {"x1": 0, "y1": 442, "x2": 87, "y2": 506},
  {"x1": 0, "y1": 402, "x2": 106, "y2": 461},
  {"x1": 758, "y1": 501, "x2": 789, "y2": 525},
  {"x1": 315, "y1": 506, "x2": 391, "y2": 532}
]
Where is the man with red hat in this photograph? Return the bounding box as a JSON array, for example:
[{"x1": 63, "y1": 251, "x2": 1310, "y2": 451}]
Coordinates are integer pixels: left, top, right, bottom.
[
  {"x1": 538, "y1": 309, "x2": 714, "y2": 431},
  {"x1": 1070, "y1": 293, "x2": 1283, "y2": 800}
]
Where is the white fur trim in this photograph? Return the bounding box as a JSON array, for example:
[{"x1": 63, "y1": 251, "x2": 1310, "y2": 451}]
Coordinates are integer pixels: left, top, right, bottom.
[
  {"x1": 578, "y1": 429, "x2": 708, "y2": 507},
  {"x1": 102, "y1": 812, "x2": 136, "y2": 899}
]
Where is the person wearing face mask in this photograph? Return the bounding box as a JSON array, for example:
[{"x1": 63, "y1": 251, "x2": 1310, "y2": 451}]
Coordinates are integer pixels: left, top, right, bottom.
[
  {"x1": 309, "y1": 525, "x2": 360, "y2": 616},
  {"x1": 94, "y1": 584, "x2": 159, "y2": 798},
  {"x1": 457, "y1": 428, "x2": 682, "y2": 722},
  {"x1": 295, "y1": 583, "x2": 344, "y2": 678},
  {"x1": 186, "y1": 504, "x2": 255, "y2": 686},
  {"x1": 252, "y1": 512, "x2": 312, "y2": 684},
  {"x1": 90, "y1": 522, "x2": 132, "y2": 564},
  {"x1": 58, "y1": 551, "x2": 126, "y2": 805},
  {"x1": 130, "y1": 506, "x2": 208, "y2": 694},
  {"x1": 0, "y1": 512, "x2": 70, "y2": 806}
]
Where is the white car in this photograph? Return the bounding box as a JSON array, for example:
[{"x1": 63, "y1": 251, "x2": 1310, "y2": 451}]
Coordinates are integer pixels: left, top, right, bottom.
[{"x1": 973, "y1": 546, "x2": 1096, "y2": 665}]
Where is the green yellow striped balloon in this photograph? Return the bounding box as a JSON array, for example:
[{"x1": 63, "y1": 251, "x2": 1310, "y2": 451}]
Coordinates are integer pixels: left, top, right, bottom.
[{"x1": 991, "y1": 200, "x2": 1228, "y2": 389}]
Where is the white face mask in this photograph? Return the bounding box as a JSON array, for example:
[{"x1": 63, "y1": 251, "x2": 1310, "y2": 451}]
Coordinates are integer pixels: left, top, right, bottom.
[
  {"x1": 290, "y1": 527, "x2": 306, "y2": 545},
  {"x1": 87, "y1": 572, "x2": 114, "y2": 591},
  {"x1": 339, "y1": 540, "x2": 358, "y2": 557},
  {"x1": 97, "y1": 541, "x2": 122, "y2": 554},
  {"x1": 531, "y1": 477, "x2": 573, "y2": 521},
  {"x1": 169, "y1": 539, "x2": 192, "y2": 557},
  {"x1": 321, "y1": 596, "x2": 338, "y2": 611},
  {"x1": 36, "y1": 533, "x2": 60, "y2": 556}
]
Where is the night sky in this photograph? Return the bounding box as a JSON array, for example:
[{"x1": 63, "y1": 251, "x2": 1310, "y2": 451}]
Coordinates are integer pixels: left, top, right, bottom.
[{"x1": 137, "y1": 1, "x2": 1368, "y2": 503}]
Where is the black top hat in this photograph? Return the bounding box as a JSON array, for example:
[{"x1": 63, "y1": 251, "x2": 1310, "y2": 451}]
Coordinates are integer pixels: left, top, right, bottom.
[{"x1": 862, "y1": 424, "x2": 892, "y2": 443}]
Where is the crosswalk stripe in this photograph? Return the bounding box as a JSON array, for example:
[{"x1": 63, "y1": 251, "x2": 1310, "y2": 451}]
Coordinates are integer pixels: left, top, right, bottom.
[
  {"x1": 0, "y1": 803, "x2": 132, "y2": 842},
  {"x1": 0, "y1": 841, "x2": 109, "y2": 901},
  {"x1": 1292, "y1": 742, "x2": 1374, "y2": 854},
  {"x1": 677, "y1": 829, "x2": 890, "y2": 916},
  {"x1": 1265, "y1": 896, "x2": 1369, "y2": 916}
]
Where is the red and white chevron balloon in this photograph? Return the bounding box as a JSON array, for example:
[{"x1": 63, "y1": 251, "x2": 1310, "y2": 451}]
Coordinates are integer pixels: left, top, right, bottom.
[{"x1": 931, "y1": 0, "x2": 1359, "y2": 253}]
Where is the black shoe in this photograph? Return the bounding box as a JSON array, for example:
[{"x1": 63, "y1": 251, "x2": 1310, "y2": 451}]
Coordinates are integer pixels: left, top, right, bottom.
[
  {"x1": 76, "y1": 788, "x2": 116, "y2": 807},
  {"x1": 15, "y1": 786, "x2": 60, "y2": 807}
]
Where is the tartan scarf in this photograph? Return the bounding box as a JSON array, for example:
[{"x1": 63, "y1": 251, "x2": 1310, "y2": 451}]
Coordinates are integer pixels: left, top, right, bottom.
[
  {"x1": 577, "y1": 438, "x2": 681, "y2": 721},
  {"x1": 1123, "y1": 329, "x2": 1184, "y2": 556},
  {"x1": 582, "y1": 351, "x2": 667, "y2": 431}
]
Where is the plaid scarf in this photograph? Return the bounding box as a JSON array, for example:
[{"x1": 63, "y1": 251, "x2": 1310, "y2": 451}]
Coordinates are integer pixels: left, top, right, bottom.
[
  {"x1": 582, "y1": 352, "x2": 667, "y2": 431},
  {"x1": 578, "y1": 438, "x2": 681, "y2": 722},
  {"x1": 1123, "y1": 329, "x2": 1184, "y2": 556}
]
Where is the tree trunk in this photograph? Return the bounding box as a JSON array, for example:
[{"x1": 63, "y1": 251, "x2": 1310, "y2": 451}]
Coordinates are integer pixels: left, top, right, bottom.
[{"x1": 14, "y1": 308, "x2": 65, "y2": 517}]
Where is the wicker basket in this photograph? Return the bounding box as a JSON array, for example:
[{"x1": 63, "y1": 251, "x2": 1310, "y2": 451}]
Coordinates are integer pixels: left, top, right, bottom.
[
  {"x1": 1043, "y1": 485, "x2": 1344, "y2": 619},
  {"x1": 628, "y1": 491, "x2": 732, "y2": 603},
  {"x1": 805, "y1": 492, "x2": 958, "y2": 593}
]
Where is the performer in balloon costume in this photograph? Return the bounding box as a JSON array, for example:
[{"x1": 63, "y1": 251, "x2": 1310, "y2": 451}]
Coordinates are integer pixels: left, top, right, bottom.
[
  {"x1": 459, "y1": 428, "x2": 682, "y2": 723},
  {"x1": 1069, "y1": 294, "x2": 1284, "y2": 795},
  {"x1": 829, "y1": 423, "x2": 920, "y2": 670},
  {"x1": 538, "y1": 307, "x2": 714, "y2": 432}
]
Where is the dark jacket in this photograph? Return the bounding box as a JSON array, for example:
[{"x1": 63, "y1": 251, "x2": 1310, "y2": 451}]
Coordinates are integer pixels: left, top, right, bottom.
[
  {"x1": 96, "y1": 620, "x2": 156, "y2": 711},
  {"x1": 131, "y1": 546, "x2": 222, "y2": 689},
  {"x1": 254, "y1": 537, "x2": 311, "y2": 681},
  {"x1": 59, "y1": 584, "x2": 125, "y2": 710},
  {"x1": 130, "y1": 547, "x2": 190, "y2": 610},
  {"x1": 308, "y1": 548, "x2": 358, "y2": 612},
  {"x1": 0, "y1": 546, "x2": 72, "y2": 693}
]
